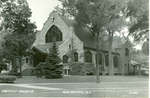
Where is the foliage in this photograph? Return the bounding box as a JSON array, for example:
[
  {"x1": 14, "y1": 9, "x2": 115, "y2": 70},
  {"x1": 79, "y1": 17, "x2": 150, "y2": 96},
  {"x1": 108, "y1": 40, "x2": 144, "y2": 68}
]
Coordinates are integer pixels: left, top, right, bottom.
[
  {"x1": 0, "y1": 75, "x2": 16, "y2": 83},
  {"x1": 142, "y1": 40, "x2": 149, "y2": 55},
  {"x1": 59, "y1": 0, "x2": 128, "y2": 76},
  {"x1": 127, "y1": 0, "x2": 149, "y2": 41},
  {"x1": 36, "y1": 43, "x2": 63, "y2": 79},
  {"x1": 1, "y1": 0, "x2": 36, "y2": 56},
  {"x1": 69, "y1": 62, "x2": 96, "y2": 75},
  {"x1": 0, "y1": 0, "x2": 36, "y2": 74},
  {"x1": 0, "y1": 62, "x2": 7, "y2": 73},
  {"x1": 35, "y1": 62, "x2": 45, "y2": 78},
  {"x1": 60, "y1": 0, "x2": 127, "y2": 33}
]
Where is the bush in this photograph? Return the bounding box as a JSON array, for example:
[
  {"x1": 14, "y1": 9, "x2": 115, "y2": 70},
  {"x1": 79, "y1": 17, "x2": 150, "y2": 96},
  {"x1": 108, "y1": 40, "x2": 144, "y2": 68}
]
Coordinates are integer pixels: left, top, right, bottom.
[
  {"x1": 43, "y1": 63, "x2": 63, "y2": 79},
  {"x1": 22, "y1": 68, "x2": 34, "y2": 76},
  {"x1": 35, "y1": 62, "x2": 62, "y2": 79},
  {"x1": 0, "y1": 75, "x2": 17, "y2": 83},
  {"x1": 35, "y1": 62, "x2": 45, "y2": 78},
  {"x1": 8, "y1": 71, "x2": 22, "y2": 78},
  {"x1": 0, "y1": 63, "x2": 7, "y2": 73},
  {"x1": 69, "y1": 62, "x2": 96, "y2": 75},
  {"x1": 35, "y1": 62, "x2": 63, "y2": 79}
]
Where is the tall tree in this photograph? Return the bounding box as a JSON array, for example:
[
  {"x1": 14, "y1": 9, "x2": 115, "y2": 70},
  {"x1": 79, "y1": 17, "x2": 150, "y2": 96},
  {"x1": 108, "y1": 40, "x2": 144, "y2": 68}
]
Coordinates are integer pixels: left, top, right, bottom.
[
  {"x1": 59, "y1": 0, "x2": 127, "y2": 81},
  {"x1": 127, "y1": 0, "x2": 149, "y2": 41},
  {"x1": 0, "y1": 0, "x2": 36, "y2": 75}
]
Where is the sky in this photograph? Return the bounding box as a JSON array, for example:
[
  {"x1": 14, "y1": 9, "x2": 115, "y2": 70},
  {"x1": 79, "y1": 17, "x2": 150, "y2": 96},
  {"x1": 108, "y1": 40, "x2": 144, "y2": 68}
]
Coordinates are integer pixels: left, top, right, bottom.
[{"x1": 27, "y1": 0, "x2": 61, "y2": 30}]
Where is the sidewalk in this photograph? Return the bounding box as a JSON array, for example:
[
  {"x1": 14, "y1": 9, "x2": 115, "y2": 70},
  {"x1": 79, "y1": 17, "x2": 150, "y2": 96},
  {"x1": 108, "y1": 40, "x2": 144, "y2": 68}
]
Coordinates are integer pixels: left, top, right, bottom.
[{"x1": 15, "y1": 75, "x2": 149, "y2": 83}]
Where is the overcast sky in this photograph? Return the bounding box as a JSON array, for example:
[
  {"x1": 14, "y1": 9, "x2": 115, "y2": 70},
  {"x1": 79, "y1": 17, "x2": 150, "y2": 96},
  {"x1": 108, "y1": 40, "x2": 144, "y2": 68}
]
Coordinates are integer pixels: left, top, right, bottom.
[{"x1": 27, "y1": 0, "x2": 61, "y2": 30}]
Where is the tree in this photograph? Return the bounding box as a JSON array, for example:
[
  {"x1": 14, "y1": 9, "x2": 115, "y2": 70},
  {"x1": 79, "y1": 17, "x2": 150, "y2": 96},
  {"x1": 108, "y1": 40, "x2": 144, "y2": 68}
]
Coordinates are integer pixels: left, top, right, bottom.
[
  {"x1": 59, "y1": 0, "x2": 127, "y2": 82},
  {"x1": 42, "y1": 43, "x2": 62, "y2": 79},
  {"x1": 142, "y1": 39, "x2": 149, "y2": 55},
  {"x1": 127, "y1": 0, "x2": 149, "y2": 41},
  {"x1": 0, "y1": 0, "x2": 36, "y2": 75}
]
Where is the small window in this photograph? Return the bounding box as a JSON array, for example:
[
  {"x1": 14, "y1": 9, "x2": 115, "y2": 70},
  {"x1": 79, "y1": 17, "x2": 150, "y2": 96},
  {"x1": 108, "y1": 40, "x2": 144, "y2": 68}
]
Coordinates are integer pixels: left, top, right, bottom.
[
  {"x1": 74, "y1": 52, "x2": 78, "y2": 62},
  {"x1": 63, "y1": 55, "x2": 68, "y2": 63}
]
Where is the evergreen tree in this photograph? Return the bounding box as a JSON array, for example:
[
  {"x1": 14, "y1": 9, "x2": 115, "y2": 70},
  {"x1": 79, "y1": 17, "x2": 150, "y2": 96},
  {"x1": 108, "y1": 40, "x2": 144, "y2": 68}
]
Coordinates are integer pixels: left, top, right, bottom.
[{"x1": 43, "y1": 43, "x2": 62, "y2": 79}]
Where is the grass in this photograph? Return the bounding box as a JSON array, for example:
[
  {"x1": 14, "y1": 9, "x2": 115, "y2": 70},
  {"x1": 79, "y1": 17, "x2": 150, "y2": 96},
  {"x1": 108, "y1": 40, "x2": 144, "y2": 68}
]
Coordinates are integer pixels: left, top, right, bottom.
[
  {"x1": 14, "y1": 75, "x2": 149, "y2": 83},
  {"x1": 0, "y1": 75, "x2": 148, "y2": 97}
]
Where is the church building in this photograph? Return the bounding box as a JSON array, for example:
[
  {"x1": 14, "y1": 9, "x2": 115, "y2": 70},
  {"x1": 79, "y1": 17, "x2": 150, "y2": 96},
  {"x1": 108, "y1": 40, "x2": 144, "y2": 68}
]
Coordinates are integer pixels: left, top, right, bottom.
[{"x1": 22, "y1": 11, "x2": 131, "y2": 76}]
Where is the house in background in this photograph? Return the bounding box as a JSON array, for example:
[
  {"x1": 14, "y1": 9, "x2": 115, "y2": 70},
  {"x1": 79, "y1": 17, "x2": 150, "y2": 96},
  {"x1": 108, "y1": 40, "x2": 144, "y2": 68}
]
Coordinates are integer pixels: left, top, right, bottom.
[{"x1": 21, "y1": 11, "x2": 132, "y2": 76}]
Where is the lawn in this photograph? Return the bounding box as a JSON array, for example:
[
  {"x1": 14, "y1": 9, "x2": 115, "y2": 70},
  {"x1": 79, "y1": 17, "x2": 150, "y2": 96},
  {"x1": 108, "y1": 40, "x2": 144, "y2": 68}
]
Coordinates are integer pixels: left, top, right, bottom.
[{"x1": 0, "y1": 75, "x2": 149, "y2": 97}]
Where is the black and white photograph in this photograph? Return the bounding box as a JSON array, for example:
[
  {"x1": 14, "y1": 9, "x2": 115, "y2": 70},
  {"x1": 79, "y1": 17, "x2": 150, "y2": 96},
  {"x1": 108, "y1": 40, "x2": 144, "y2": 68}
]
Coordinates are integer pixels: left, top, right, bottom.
[{"x1": 0, "y1": 0, "x2": 149, "y2": 97}]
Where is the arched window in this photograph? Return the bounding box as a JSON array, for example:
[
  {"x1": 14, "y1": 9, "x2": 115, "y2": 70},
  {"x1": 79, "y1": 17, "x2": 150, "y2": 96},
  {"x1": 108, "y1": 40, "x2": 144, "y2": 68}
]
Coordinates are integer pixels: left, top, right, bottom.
[
  {"x1": 96, "y1": 53, "x2": 102, "y2": 65},
  {"x1": 125, "y1": 48, "x2": 129, "y2": 56},
  {"x1": 63, "y1": 55, "x2": 68, "y2": 63},
  {"x1": 45, "y1": 25, "x2": 62, "y2": 43},
  {"x1": 105, "y1": 55, "x2": 109, "y2": 67},
  {"x1": 85, "y1": 51, "x2": 92, "y2": 63},
  {"x1": 113, "y1": 56, "x2": 118, "y2": 68},
  {"x1": 74, "y1": 52, "x2": 78, "y2": 62}
]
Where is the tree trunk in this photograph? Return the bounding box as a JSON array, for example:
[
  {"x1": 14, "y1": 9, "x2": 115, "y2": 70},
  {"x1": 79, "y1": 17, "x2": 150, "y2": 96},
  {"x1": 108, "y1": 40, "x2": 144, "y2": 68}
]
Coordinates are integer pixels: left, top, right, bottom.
[
  {"x1": 11, "y1": 56, "x2": 17, "y2": 73},
  {"x1": 103, "y1": 54, "x2": 106, "y2": 75},
  {"x1": 96, "y1": 33, "x2": 100, "y2": 83},
  {"x1": 108, "y1": 31, "x2": 114, "y2": 75},
  {"x1": 19, "y1": 56, "x2": 22, "y2": 77}
]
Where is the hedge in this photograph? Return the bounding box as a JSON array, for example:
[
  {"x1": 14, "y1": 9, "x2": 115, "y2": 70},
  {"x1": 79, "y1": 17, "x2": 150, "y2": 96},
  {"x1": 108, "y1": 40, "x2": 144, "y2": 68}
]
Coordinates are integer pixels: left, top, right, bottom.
[
  {"x1": 0, "y1": 75, "x2": 17, "y2": 83},
  {"x1": 69, "y1": 62, "x2": 96, "y2": 75}
]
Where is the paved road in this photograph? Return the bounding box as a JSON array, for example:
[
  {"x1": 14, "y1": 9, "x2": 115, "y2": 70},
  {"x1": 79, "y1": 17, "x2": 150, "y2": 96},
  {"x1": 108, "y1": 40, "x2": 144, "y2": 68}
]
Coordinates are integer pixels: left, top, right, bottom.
[{"x1": 0, "y1": 76, "x2": 148, "y2": 97}]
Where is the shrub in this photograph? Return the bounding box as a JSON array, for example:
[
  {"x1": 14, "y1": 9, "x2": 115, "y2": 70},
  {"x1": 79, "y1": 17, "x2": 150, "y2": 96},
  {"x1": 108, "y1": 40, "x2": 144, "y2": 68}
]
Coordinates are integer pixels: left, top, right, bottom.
[
  {"x1": 0, "y1": 75, "x2": 17, "y2": 83},
  {"x1": 0, "y1": 63, "x2": 7, "y2": 73},
  {"x1": 35, "y1": 62, "x2": 45, "y2": 78},
  {"x1": 69, "y1": 62, "x2": 96, "y2": 75},
  {"x1": 8, "y1": 71, "x2": 22, "y2": 78},
  {"x1": 43, "y1": 64, "x2": 63, "y2": 79},
  {"x1": 22, "y1": 68, "x2": 34, "y2": 76}
]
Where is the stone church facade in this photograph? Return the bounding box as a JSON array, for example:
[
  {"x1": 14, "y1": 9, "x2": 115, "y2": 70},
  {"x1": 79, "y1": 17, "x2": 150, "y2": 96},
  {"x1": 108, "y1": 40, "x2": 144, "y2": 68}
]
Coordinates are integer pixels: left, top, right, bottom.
[{"x1": 22, "y1": 11, "x2": 131, "y2": 75}]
